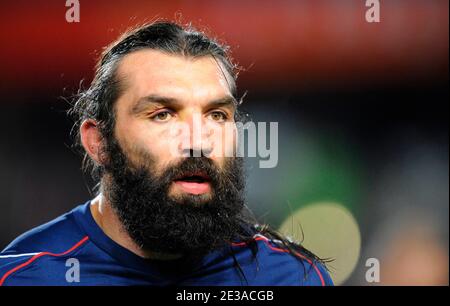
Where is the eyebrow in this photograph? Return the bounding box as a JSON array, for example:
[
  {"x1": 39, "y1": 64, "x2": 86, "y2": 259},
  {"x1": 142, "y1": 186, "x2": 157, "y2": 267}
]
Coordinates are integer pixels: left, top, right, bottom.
[{"x1": 130, "y1": 94, "x2": 238, "y2": 115}]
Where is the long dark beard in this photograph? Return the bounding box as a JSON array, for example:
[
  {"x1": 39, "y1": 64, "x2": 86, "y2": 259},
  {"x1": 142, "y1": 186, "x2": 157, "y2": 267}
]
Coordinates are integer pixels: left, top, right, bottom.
[{"x1": 101, "y1": 137, "x2": 249, "y2": 260}]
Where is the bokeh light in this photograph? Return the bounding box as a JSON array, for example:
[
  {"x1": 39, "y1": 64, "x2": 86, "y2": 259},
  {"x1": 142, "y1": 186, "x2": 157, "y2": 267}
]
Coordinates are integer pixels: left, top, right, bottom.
[{"x1": 279, "y1": 202, "x2": 361, "y2": 285}]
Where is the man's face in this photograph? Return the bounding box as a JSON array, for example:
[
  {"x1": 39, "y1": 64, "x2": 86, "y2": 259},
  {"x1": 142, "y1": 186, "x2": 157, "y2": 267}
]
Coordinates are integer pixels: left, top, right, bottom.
[
  {"x1": 99, "y1": 50, "x2": 248, "y2": 258},
  {"x1": 113, "y1": 50, "x2": 237, "y2": 200}
]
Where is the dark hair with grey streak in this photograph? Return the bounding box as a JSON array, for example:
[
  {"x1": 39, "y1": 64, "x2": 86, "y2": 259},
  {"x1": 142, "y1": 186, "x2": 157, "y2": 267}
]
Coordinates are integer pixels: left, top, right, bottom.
[{"x1": 68, "y1": 20, "x2": 330, "y2": 284}]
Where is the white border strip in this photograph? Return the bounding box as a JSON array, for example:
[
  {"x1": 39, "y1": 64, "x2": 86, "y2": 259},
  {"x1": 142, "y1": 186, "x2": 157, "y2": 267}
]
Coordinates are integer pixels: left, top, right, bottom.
[{"x1": 0, "y1": 252, "x2": 39, "y2": 258}]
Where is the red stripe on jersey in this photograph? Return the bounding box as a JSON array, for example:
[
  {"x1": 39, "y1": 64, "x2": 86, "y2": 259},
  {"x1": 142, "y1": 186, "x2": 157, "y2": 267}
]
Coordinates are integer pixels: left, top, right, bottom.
[{"x1": 0, "y1": 236, "x2": 89, "y2": 286}]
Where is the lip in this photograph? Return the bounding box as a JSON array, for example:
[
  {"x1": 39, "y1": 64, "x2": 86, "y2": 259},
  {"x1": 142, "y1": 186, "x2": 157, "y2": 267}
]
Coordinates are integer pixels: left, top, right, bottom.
[
  {"x1": 173, "y1": 180, "x2": 211, "y2": 195},
  {"x1": 172, "y1": 171, "x2": 212, "y2": 195}
]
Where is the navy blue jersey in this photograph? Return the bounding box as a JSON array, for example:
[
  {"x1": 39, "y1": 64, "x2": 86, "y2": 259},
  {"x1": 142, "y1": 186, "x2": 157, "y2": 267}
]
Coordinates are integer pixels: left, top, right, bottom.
[{"x1": 0, "y1": 201, "x2": 333, "y2": 286}]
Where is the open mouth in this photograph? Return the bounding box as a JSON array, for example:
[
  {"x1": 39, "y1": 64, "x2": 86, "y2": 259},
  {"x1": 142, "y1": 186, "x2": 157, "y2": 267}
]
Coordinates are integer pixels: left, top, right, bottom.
[
  {"x1": 174, "y1": 171, "x2": 211, "y2": 183},
  {"x1": 173, "y1": 172, "x2": 212, "y2": 195}
]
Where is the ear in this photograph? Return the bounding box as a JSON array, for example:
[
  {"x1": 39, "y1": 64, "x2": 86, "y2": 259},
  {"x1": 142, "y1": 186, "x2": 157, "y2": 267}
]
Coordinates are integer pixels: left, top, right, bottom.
[{"x1": 80, "y1": 119, "x2": 104, "y2": 164}]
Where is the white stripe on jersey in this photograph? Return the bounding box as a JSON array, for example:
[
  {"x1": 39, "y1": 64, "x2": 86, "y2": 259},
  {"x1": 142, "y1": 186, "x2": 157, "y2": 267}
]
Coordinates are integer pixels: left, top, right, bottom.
[{"x1": 0, "y1": 252, "x2": 39, "y2": 258}]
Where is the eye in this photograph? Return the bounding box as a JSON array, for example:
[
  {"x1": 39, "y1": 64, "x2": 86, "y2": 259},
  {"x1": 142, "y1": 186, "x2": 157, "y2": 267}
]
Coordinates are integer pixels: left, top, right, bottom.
[
  {"x1": 151, "y1": 111, "x2": 173, "y2": 122},
  {"x1": 207, "y1": 111, "x2": 228, "y2": 123}
]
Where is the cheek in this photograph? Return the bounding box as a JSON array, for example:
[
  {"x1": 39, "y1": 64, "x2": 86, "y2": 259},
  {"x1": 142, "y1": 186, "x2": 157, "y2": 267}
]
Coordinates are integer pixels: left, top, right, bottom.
[
  {"x1": 141, "y1": 125, "x2": 180, "y2": 165},
  {"x1": 117, "y1": 120, "x2": 177, "y2": 165}
]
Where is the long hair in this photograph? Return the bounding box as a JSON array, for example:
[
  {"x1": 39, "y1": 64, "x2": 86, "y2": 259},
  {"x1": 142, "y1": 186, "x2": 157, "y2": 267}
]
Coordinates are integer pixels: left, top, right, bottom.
[{"x1": 68, "y1": 20, "x2": 329, "y2": 283}]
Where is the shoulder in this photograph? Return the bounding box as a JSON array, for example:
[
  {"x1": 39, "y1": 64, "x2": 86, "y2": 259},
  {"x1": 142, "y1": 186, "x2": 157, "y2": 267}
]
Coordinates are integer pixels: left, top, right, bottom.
[
  {"x1": 234, "y1": 233, "x2": 334, "y2": 286},
  {"x1": 0, "y1": 204, "x2": 90, "y2": 286},
  {"x1": 1, "y1": 205, "x2": 86, "y2": 255}
]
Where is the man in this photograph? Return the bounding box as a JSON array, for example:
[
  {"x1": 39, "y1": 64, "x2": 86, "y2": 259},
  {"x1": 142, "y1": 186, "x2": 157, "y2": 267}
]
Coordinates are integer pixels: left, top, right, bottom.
[{"x1": 0, "y1": 21, "x2": 332, "y2": 286}]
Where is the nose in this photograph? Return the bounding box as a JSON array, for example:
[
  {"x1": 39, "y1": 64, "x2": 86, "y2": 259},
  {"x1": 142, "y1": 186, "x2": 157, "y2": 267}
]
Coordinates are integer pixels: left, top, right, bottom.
[
  {"x1": 180, "y1": 148, "x2": 212, "y2": 158},
  {"x1": 178, "y1": 112, "x2": 213, "y2": 157}
]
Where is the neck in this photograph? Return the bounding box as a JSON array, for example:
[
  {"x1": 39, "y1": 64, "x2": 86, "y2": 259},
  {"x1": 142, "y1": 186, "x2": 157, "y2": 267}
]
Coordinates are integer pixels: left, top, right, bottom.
[{"x1": 90, "y1": 193, "x2": 183, "y2": 260}]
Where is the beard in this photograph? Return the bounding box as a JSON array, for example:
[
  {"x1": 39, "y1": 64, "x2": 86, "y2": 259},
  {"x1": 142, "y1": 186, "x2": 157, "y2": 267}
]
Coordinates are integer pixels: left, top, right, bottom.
[{"x1": 100, "y1": 136, "x2": 249, "y2": 260}]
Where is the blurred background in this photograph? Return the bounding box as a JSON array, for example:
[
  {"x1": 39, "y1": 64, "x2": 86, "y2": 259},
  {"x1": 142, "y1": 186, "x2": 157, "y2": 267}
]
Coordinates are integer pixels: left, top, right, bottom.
[{"x1": 0, "y1": 0, "x2": 448, "y2": 285}]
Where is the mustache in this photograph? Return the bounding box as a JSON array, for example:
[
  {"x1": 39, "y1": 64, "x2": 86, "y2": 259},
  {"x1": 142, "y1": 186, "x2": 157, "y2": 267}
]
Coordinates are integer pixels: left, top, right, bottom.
[
  {"x1": 162, "y1": 157, "x2": 221, "y2": 185},
  {"x1": 102, "y1": 137, "x2": 244, "y2": 197},
  {"x1": 118, "y1": 156, "x2": 227, "y2": 192}
]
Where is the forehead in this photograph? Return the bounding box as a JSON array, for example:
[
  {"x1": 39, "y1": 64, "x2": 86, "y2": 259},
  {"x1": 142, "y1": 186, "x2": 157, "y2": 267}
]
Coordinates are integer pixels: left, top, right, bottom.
[{"x1": 115, "y1": 49, "x2": 233, "y2": 104}]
